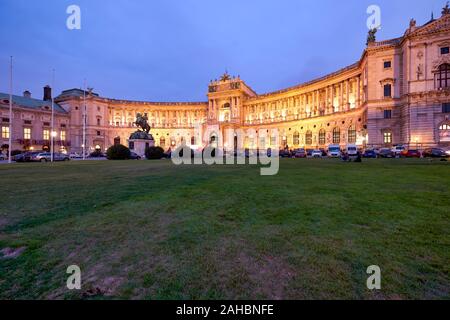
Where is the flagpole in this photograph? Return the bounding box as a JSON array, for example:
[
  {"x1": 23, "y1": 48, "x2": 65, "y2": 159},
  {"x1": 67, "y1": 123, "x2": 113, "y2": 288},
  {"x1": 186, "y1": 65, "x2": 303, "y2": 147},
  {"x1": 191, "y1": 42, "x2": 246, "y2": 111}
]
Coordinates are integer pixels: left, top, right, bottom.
[
  {"x1": 50, "y1": 69, "x2": 55, "y2": 162},
  {"x1": 8, "y1": 56, "x2": 13, "y2": 164},
  {"x1": 82, "y1": 79, "x2": 86, "y2": 160}
]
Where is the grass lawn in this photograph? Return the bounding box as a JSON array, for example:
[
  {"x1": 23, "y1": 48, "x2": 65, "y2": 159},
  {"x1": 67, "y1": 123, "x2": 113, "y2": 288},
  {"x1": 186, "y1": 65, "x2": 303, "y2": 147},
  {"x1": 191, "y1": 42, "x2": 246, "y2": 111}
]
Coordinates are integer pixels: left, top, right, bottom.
[{"x1": 0, "y1": 159, "x2": 449, "y2": 300}]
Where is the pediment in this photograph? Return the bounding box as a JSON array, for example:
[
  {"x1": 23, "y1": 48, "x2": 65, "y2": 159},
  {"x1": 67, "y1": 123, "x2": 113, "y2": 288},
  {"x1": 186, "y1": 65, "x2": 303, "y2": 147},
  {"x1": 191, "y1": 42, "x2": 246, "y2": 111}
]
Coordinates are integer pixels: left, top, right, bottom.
[{"x1": 409, "y1": 15, "x2": 450, "y2": 37}]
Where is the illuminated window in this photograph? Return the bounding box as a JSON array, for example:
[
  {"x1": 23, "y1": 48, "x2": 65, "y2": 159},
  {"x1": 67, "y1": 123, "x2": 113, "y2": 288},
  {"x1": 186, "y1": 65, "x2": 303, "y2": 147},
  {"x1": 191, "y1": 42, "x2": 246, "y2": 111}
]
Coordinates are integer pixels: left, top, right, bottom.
[
  {"x1": 383, "y1": 132, "x2": 392, "y2": 144},
  {"x1": 257, "y1": 137, "x2": 265, "y2": 148},
  {"x1": 293, "y1": 132, "x2": 300, "y2": 145},
  {"x1": 43, "y1": 129, "x2": 50, "y2": 141},
  {"x1": 348, "y1": 125, "x2": 357, "y2": 143},
  {"x1": 60, "y1": 131, "x2": 66, "y2": 141},
  {"x1": 1, "y1": 126, "x2": 9, "y2": 139},
  {"x1": 160, "y1": 137, "x2": 165, "y2": 147},
  {"x1": 270, "y1": 136, "x2": 277, "y2": 146},
  {"x1": 305, "y1": 131, "x2": 313, "y2": 146},
  {"x1": 319, "y1": 129, "x2": 326, "y2": 145},
  {"x1": 333, "y1": 127, "x2": 340, "y2": 144},
  {"x1": 23, "y1": 128, "x2": 31, "y2": 140}
]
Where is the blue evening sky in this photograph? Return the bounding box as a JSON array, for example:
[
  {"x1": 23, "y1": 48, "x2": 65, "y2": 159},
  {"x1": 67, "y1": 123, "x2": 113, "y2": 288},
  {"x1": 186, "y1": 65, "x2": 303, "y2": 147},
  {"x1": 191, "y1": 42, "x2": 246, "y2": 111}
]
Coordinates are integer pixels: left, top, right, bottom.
[{"x1": 0, "y1": 0, "x2": 445, "y2": 101}]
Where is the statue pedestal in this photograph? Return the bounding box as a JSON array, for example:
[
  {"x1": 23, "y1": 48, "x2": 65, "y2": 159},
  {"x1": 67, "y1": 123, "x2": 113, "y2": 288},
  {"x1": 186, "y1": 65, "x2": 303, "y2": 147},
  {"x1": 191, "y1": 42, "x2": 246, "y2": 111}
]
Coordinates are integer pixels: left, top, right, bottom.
[{"x1": 128, "y1": 139, "x2": 155, "y2": 158}]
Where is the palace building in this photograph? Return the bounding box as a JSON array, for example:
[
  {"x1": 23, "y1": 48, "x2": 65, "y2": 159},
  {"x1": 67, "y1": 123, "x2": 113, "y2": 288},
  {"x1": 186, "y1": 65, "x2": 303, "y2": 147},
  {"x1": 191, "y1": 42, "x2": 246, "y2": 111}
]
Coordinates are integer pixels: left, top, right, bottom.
[{"x1": 2, "y1": 8, "x2": 450, "y2": 154}]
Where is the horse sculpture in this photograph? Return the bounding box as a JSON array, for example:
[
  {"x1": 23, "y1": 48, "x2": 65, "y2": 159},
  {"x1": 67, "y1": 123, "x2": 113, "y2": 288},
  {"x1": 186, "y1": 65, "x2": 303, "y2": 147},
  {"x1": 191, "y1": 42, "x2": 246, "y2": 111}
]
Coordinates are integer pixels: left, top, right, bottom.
[{"x1": 135, "y1": 113, "x2": 151, "y2": 134}]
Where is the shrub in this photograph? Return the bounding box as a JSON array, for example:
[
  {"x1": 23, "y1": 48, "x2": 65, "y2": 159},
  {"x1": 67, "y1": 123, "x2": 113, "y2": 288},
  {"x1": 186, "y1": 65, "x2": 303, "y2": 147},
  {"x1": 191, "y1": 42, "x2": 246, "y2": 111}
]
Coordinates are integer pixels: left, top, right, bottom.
[
  {"x1": 145, "y1": 146, "x2": 165, "y2": 160},
  {"x1": 106, "y1": 144, "x2": 131, "y2": 160}
]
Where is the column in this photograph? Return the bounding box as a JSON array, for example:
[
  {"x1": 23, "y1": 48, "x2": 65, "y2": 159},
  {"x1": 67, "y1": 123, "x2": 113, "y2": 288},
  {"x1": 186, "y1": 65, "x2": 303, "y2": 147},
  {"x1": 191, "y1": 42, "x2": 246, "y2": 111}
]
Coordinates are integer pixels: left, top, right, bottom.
[
  {"x1": 346, "y1": 80, "x2": 350, "y2": 111},
  {"x1": 339, "y1": 82, "x2": 343, "y2": 112},
  {"x1": 357, "y1": 76, "x2": 361, "y2": 108},
  {"x1": 330, "y1": 86, "x2": 334, "y2": 113}
]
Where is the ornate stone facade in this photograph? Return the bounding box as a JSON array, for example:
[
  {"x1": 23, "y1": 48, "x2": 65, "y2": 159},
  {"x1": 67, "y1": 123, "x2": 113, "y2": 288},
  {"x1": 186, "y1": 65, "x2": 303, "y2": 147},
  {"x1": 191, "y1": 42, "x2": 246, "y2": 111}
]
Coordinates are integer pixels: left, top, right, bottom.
[{"x1": 3, "y1": 10, "x2": 450, "y2": 154}]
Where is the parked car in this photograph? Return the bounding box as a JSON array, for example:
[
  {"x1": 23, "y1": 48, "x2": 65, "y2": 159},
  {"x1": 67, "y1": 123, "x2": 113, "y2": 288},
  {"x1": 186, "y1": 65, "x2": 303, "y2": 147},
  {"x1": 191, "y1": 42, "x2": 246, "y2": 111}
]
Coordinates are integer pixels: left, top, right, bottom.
[
  {"x1": 363, "y1": 149, "x2": 377, "y2": 158},
  {"x1": 89, "y1": 151, "x2": 106, "y2": 158},
  {"x1": 401, "y1": 149, "x2": 422, "y2": 158},
  {"x1": 294, "y1": 149, "x2": 307, "y2": 158},
  {"x1": 24, "y1": 152, "x2": 42, "y2": 162},
  {"x1": 378, "y1": 148, "x2": 394, "y2": 158},
  {"x1": 13, "y1": 152, "x2": 26, "y2": 162},
  {"x1": 445, "y1": 147, "x2": 450, "y2": 157},
  {"x1": 391, "y1": 145, "x2": 406, "y2": 157},
  {"x1": 311, "y1": 150, "x2": 323, "y2": 158},
  {"x1": 69, "y1": 152, "x2": 83, "y2": 159},
  {"x1": 30, "y1": 152, "x2": 70, "y2": 162},
  {"x1": 0, "y1": 153, "x2": 6, "y2": 160},
  {"x1": 346, "y1": 144, "x2": 359, "y2": 159},
  {"x1": 129, "y1": 152, "x2": 141, "y2": 160},
  {"x1": 327, "y1": 144, "x2": 341, "y2": 158},
  {"x1": 422, "y1": 148, "x2": 447, "y2": 158},
  {"x1": 279, "y1": 150, "x2": 291, "y2": 158}
]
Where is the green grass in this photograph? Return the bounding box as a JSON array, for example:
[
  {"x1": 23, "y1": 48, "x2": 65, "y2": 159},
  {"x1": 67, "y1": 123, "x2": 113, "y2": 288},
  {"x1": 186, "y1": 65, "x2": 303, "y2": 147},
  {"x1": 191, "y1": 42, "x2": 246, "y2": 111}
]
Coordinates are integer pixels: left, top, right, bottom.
[{"x1": 0, "y1": 159, "x2": 449, "y2": 300}]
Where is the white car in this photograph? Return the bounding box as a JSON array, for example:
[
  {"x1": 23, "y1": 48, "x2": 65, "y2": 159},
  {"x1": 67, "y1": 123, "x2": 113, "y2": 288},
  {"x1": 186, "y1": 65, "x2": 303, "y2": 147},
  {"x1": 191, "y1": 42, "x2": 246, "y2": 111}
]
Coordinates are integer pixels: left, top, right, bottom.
[
  {"x1": 328, "y1": 144, "x2": 341, "y2": 158},
  {"x1": 311, "y1": 150, "x2": 323, "y2": 158},
  {"x1": 346, "y1": 144, "x2": 359, "y2": 158},
  {"x1": 444, "y1": 147, "x2": 450, "y2": 157},
  {"x1": 69, "y1": 153, "x2": 83, "y2": 159},
  {"x1": 391, "y1": 145, "x2": 406, "y2": 156}
]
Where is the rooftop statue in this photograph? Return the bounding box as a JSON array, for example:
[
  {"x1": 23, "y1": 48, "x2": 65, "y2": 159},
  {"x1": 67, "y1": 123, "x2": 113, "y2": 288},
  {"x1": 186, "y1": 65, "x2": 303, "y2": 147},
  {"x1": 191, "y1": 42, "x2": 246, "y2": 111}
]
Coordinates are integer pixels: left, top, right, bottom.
[
  {"x1": 220, "y1": 71, "x2": 231, "y2": 82},
  {"x1": 366, "y1": 28, "x2": 377, "y2": 45},
  {"x1": 443, "y1": 2, "x2": 450, "y2": 15}
]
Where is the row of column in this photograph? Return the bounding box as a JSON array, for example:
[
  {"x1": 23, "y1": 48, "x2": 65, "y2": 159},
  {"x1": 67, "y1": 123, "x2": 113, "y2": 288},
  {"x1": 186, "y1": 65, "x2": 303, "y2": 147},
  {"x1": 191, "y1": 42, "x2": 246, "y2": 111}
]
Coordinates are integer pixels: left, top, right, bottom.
[
  {"x1": 245, "y1": 75, "x2": 362, "y2": 122},
  {"x1": 108, "y1": 107, "x2": 206, "y2": 127}
]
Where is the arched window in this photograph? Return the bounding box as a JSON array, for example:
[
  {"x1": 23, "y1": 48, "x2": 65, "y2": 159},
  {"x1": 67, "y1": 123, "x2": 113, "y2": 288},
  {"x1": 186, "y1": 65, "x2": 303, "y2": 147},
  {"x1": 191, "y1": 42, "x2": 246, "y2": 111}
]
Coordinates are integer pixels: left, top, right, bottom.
[
  {"x1": 333, "y1": 127, "x2": 340, "y2": 144},
  {"x1": 436, "y1": 64, "x2": 450, "y2": 88},
  {"x1": 293, "y1": 131, "x2": 300, "y2": 145},
  {"x1": 439, "y1": 123, "x2": 450, "y2": 142},
  {"x1": 191, "y1": 136, "x2": 196, "y2": 145},
  {"x1": 383, "y1": 130, "x2": 393, "y2": 144},
  {"x1": 305, "y1": 131, "x2": 313, "y2": 146},
  {"x1": 319, "y1": 129, "x2": 326, "y2": 145},
  {"x1": 348, "y1": 125, "x2": 357, "y2": 143},
  {"x1": 160, "y1": 137, "x2": 166, "y2": 147}
]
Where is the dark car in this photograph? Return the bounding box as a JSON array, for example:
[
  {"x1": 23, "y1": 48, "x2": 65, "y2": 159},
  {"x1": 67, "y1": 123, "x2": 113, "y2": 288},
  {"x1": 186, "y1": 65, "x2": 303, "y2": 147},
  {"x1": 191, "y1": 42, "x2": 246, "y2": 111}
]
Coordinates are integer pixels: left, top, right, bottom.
[
  {"x1": 30, "y1": 152, "x2": 70, "y2": 162},
  {"x1": 294, "y1": 149, "x2": 307, "y2": 158},
  {"x1": 422, "y1": 148, "x2": 447, "y2": 158},
  {"x1": 13, "y1": 152, "x2": 27, "y2": 162},
  {"x1": 24, "y1": 152, "x2": 41, "y2": 162},
  {"x1": 378, "y1": 148, "x2": 394, "y2": 158},
  {"x1": 129, "y1": 152, "x2": 141, "y2": 160},
  {"x1": 89, "y1": 151, "x2": 106, "y2": 158},
  {"x1": 363, "y1": 150, "x2": 377, "y2": 158},
  {"x1": 279, "y1": 150, "x2": 291, "y2": 158},
  {"x1": 401, "y1": 149, "x2": 421, "y2": 158}
]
